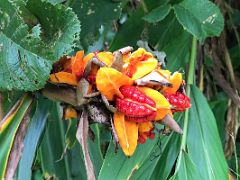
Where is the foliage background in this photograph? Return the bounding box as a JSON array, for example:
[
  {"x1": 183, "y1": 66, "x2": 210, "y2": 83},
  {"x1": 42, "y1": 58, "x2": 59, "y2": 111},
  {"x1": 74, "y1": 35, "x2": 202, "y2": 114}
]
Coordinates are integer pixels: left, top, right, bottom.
[{"x1": 0, "y1": 0, "x2": 239, "y2": 179}]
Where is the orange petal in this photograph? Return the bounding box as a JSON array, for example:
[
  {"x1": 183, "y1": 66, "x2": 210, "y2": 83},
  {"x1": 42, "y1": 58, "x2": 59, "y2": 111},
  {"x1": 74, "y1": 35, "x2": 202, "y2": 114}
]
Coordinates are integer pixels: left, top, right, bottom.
[
  {"x1": 131, "y1": 48, "x2": 153, "y2": 60},
  {"x1": 97, "y1": 52, "x2": 114, "y2": 67},
  {"x1": 114, "y1": 112, "x2": 138, "y2": 156},
  {"x1": 49, "y1": 72, "x2": 78, "y2": 86},
  {"x1": 96, "y1": 67, "x2": 133, "y2": 100},
  {"x1": 156, "y1": 109, "x2": 172, "y2": 120},
  {"x1": 131, "y1": 58, "x2": 158, "y2": 80},
  {"x1": 138, "y1": 122, "x2": 153, "y2": 133},
  {"x1": 72, "y1": 50, "x2": 85, "y2": 78},
  {"x1": 138, "y1": 87, "x2": 171, "y2": 120},
  {"x1": 83, "y1": 53, "x2": 94, "y2": 68},
  {"x1": 163, "y1": 72, "x2": 182, "y2": 94},
  {"x1": 64, "y1": 107, "x2": 77, "y2": 120}
]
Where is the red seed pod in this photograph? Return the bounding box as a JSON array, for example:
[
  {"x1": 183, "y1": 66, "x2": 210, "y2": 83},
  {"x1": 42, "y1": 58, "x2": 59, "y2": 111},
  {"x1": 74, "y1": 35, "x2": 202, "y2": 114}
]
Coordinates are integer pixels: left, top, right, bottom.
[
  {"x1": 164, "y1": 92, "x2": 191, "y2": 112},
  {"x1": 116, "y1": 85, "x2": 157, "y2": 122}
]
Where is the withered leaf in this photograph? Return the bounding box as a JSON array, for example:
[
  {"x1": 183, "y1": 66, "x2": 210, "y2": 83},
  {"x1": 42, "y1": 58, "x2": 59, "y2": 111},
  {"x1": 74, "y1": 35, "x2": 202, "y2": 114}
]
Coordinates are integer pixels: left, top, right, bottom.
[{"x1": 76, "y1": 108, "x2": 96, "y2": 180}]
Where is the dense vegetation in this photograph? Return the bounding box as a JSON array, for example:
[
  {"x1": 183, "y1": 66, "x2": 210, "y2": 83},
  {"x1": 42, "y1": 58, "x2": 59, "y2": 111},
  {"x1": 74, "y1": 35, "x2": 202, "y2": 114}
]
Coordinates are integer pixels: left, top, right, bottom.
[{"x1": 0, "y1": 0, "x2": 239, "y2": 179}]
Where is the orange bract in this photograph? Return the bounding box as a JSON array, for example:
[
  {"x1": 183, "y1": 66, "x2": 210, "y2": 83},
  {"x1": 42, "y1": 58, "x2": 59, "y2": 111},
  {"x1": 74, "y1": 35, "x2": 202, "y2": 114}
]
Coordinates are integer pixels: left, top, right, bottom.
[
  {"x1": 64, "y1": 107, "x2": 77, "y2": 120},
  {"x1": 122, "y1": 48, "x2": 158, "y2": 80},
  {"x1": 163, "y1": 72, "x2": 182, "y2": 94},
  {"x1": 49, "y1": 72, "x2": 78, "y2": 86},
  {"x1": 138, "y1": 122, "x2": 153, "y2": 133},
  {"x1": 71, "y1": 51, "x2": 85, "y2": 78},
  {"x1": 114, "y1": 112, "x2": 138, "y2": 156},
  {"x1": 131, "y1": 58, "x2": 158, "y2": 80},
  {"x1": 96, "y1": 67, "x2": 133, "y2": 100},
  {"x1": 139, "y1": 87, "x2": 171, "y2": 120}
]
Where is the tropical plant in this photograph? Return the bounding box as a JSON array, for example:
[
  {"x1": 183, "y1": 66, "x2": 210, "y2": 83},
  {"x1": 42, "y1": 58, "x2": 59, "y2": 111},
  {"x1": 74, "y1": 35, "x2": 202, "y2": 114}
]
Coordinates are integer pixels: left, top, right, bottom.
[{"x1": 0, "y1": 0, "x2": 239, "y2": 179}]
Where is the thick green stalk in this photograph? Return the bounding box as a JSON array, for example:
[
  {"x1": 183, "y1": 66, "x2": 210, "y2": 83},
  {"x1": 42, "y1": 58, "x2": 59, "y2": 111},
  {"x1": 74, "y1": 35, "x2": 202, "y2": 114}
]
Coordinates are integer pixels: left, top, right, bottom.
[
  {"x1": 180, "y1": 37, "x2": 197, "y2": 151},
  {"x1": 175, "y1": 37, "x2": 197, "y2": 171}
]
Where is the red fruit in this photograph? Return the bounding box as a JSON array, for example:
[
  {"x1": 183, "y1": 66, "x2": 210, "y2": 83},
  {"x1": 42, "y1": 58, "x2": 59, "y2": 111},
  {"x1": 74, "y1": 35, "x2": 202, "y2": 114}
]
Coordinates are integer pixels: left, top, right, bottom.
[
  {"x1": 164, "y1": 92, "x2": 191, "y2": 112},
  {"x1": 116, "y1": 85, "x2": 157, "y2": 122}
]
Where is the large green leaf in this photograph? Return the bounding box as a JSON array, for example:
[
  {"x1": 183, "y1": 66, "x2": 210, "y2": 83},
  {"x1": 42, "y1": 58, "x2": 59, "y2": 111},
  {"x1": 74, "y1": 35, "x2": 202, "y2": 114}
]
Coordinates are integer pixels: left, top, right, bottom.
[
  {"x1": 17, "y1": 97, "x2": 53, "y2": 180},
  {"x1": 186, "y1": 86, "x2": 228, "y2": 179},
  {"x1": 38, "y1": 102, "x2": 71, "y2": 179},
  {"x1": 109, "y1": 9, "x2": 145, "y2": 50},
  {"x1": 132, "y1": 130, "x2": 181, "y2": 180},
  {"x1": 0, "y1": 0, "x2": 80, "y2": 91},
  {"x1": 71, "y1": 0, "x2": 121, "y2": 49},
  {"x1": 98, "y1": 137, "x2": 160, "y2": 179},
  {"x1": 173, "y1": 0, "x2": 224, "y2": 40},
  {"x1": 143, "y1": 4, "x2": 171, "y2": 23},
  {"x1": 0, "y1": 94, "x2": 32, "y2": 179},
  {"x1": 170, "y1": 151, "x2": 202, "y2": 180},
  {"x1": 148, "y1": 12, "x2": 191, "y2": 71}
]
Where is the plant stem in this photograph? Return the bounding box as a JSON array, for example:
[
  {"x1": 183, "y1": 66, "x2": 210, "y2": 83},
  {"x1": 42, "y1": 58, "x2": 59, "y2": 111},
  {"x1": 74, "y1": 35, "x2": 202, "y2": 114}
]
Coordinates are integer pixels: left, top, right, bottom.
[
  {"x1": 180, "y1": 37, "x2": 197, "y2": 151},
  {"x1": 175, "y1": 37, "x2": 197, "y2": 171},
  {"x1": 140, "y1": 0, "x2": 148, "y2": 13}
]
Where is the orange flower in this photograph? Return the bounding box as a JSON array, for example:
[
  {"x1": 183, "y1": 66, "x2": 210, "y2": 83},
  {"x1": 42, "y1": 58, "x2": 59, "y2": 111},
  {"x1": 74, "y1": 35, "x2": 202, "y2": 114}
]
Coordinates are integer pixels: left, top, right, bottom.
[{"x1": 95, "y1": 65, "x2": 171, "y2": 156}]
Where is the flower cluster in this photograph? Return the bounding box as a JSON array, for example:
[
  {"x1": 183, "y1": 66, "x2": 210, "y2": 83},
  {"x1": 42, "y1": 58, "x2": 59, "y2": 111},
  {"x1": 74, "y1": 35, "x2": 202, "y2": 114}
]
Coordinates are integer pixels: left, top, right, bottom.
[{"x1": 49, "y1": 47, "x2": 191, "y2": 156}]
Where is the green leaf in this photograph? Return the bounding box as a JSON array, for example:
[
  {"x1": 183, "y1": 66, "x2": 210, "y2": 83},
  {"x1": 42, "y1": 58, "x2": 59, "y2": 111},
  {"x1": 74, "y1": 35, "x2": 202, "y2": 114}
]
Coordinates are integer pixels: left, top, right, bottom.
[
  {"x1": 71, "y1": 0, "x2": 121, "y2": 49},
  {"x1": 186, "y1": 86, "x2": 228, "y2": 179},
  {"x1": 173, "y1": 0, "x2": 224, "y2": 40},
  {"x1": 44, "y1": 0, "x2": 65, "y2": 5},
  {"x1": 0, "y1": 94, "x2": 32, "y2": 179},
  {"x1": 143, "y1": 4, "x2": 171, "y2": 23},
  {"x1": 0, "y1": 0, "x2": 80, "y2": 91},
  {"x1": 170, "y1": 151, "x2": 202, "y2": 180},
  {"x1": 88, "y1": 124, "x2": 104, "y2": 176},
  {"x1": 132, "y1": 131, "x2": 181, "y2": 180},
  {"x1": 39, "y1": 103, "x2": 71, "y2": 179},
  {"x1": 98, "y1": 137, "x2": 159, "y2": 179},
  {"x1": 17, "y1": 97, "x2": 53, "y2": 180},
  {"x1": 65, "y1": 118, "x2": 78, "y2": 149},
  {"x1": 148, "y1": 12, "x2": 191, "y2": 71},
  {"x1": 110, "y1": 9, "x2": 145, "y2": 50}
]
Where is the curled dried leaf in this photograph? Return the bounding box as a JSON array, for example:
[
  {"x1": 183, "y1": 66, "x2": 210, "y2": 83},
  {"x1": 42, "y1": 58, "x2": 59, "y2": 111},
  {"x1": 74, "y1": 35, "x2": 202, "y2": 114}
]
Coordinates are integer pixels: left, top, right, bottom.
[
  {"x1": 96, "y1": 67, "x2": 133, "y2": 101},
  {"x1": 114, "y1": 112, "x2": 138, "y2": 156},
  {"x1": 49, "y1": 72, "x2": 78, "y2": 86}
]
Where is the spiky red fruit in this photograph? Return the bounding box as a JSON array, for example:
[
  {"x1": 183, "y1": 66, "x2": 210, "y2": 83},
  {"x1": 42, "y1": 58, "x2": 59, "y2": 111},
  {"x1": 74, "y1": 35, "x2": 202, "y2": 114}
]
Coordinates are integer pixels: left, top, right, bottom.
[
  {"x1": 116, "y1": 85, "x2": 157, "y2": 122},
  {"x1": 164, "y1": 92, "x2": 191, "y2": 112}
]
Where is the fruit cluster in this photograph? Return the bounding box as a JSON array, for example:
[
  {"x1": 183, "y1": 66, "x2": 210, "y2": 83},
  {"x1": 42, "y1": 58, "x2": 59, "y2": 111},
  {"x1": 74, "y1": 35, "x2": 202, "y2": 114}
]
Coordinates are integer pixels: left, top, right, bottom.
[{"x1": 49, "y1": 47, "x2": 191, "y2": 156}]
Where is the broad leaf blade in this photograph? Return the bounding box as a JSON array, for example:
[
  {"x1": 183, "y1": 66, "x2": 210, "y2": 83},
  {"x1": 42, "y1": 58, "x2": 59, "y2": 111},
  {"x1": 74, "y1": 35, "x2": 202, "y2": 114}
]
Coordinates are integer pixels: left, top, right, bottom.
[
  {"x1": 71, "y1": 0, "x2": 121, "y2": 49},
  {"x1": 143, "y1": 4, "x2": 171, "y2": 23},
  {"x1": 173, "y1": 0, "x2": 224, "y2": 40},
  {"x1": 98, "y1": 137, "x2": 159, "y2": 180},
  {"x1": 39, "y1": 103, "x2": 71, "y2": 179},
  {"x1": 170, "y1": 151, "x2": 202, "y2": 180},
  {"x1": 187, "y1": 86, "x2": 228, "y2": 179},
  {"x1": 0, "y1": 94, "x2": 32, "y2": 179},
  {"x1": 132, "y1": 131, "x2": 181, "y2": 180},
  {"x1": 0, "y1": 0, "x2": 80, "y2": 91},
  {"x1": 17, "y1": 97, "x2": 53, "y2": 180}
]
